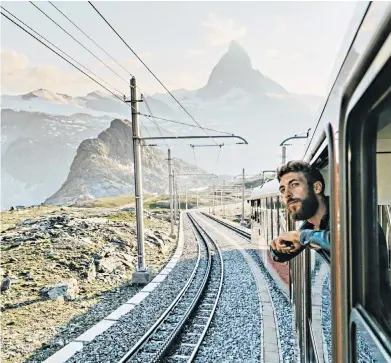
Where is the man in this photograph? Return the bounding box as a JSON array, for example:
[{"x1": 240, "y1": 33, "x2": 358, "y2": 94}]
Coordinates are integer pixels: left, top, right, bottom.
[
  {"x1": 270, "y1": 160, "x2": 330, "y2": 262},
  {"x1": 270, "y1": 160, "x2": 390, "y2": 279}
]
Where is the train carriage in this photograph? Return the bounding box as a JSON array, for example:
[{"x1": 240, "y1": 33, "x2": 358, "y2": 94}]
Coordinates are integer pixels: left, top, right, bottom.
[{"x1": 249, "y1": 2, "x2": 391, "y2": 362}]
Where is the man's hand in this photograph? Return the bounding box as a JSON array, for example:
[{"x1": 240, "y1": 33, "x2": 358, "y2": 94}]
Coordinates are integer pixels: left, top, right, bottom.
[{"x1": 271, "y1": 231, "x2": 302, "y2": 254}]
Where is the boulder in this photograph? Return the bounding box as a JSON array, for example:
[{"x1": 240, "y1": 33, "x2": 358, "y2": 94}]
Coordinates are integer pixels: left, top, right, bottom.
[
  {"x1": 1, "y1": 278, "x2": 11, "y2": 292},
  {"x1": 39, "y1": 278, "x2": 79, "y2": 301}
]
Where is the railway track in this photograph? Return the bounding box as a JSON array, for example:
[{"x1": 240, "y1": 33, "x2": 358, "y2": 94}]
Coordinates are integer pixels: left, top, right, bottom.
[
  {"x1": 201, "y1": 212, "x2": 251, "y2": 240},
  {"x1": 118, "y1": 213, "x2": 223, "y2": 363}
]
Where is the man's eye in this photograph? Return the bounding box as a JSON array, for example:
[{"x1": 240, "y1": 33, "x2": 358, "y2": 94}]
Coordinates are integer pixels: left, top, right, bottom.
[{"x1": 292, "y1": 183, "x2": 299, "y2": 187}]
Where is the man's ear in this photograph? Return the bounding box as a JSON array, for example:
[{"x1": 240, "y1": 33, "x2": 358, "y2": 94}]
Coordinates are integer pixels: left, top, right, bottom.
[{"x1": 314, "y1": 181, "x2": 323, "y2": 195}]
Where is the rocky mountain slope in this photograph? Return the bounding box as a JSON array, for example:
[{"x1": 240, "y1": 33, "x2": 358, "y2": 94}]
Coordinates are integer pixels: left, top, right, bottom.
[{"x1": 44, "y1": 118, "x2": 209, "y2": 206}]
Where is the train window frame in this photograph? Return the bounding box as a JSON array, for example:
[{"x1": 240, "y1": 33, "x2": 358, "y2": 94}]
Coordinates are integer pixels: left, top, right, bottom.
[
  {"x1": 305, "y1": 126, "x2": 335, "y2": 267},
  {"x1": 339, "y1": 11, "x2": 391, "y2": 361}
]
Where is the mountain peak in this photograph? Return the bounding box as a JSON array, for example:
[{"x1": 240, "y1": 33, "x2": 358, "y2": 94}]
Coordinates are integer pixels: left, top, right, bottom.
[
  {"x1": 224, "y1": 40, "x2": 252, "y2": 70},
  {"x1": 227, "y1": 40, "x2": 248, "y2": 56},
  {"x1": 197, "y1": 42, "x2": 286, "y2": 99}
]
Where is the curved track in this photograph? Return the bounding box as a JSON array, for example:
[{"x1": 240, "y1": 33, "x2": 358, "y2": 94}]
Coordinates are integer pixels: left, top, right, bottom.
[{"x1": 119, "y1": 213, "x2": 223, "y2": 363}]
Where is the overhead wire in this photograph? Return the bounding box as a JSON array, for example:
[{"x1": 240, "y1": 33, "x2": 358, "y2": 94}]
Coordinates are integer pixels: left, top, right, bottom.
[
  {"x1": 29, "y1": 1, "x2": 130, "y2": 85},
  {"x1": 87, "y1": 1, "x2": 219, "y2": 145},
  {"x1": 2, "y1": 7, "x2": 156, "y2": 145},
  {"x1": 140, "y1": 89, "x2": 171, "y2": 148},
  {"x1": 1, "y1": 10, "x2": 129, "y2": 105},
  {"x1": 139, "y1": 113, "x2": 234, "y2": 135},
  {"x1": 7, "y1": 2, "x2": 232, "y2": 175},
  {"x1": 48, "y1": 1, "x2": 133, "y2": 78},
  {"x1": 40, "y1": 2, "x2": 153, "y2": 138},
  {"x1": 0, "y1": 6, "x2": 126, "y2": 97},
  {"x1": 192, "y1": 146, "x2": 198, "y2": 169},
  {"x1": 212, "y1": 146, "x2": 222, "y2": 179}
]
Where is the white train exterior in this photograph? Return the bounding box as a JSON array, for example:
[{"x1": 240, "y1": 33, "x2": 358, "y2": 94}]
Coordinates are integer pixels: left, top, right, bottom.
[{"x1": 248, "y1": 2, "x2": 391, "y2": 362}]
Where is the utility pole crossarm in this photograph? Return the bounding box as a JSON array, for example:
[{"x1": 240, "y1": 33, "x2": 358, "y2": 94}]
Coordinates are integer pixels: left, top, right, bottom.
[
  {"x1": 190, "y1": 143, "x2": 224, "y2": 147},
  {"x1": 139, "y1": 135, "x2": 248, "y2": 144},
  {"x1": 279, "y1": 128, "x2": 311, "y2": 164}
]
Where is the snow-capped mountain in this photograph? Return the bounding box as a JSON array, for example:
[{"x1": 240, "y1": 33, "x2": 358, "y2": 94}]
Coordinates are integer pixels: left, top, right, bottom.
[{"x1": 1, "y1": 41, "x2": 323, "y2": 209}]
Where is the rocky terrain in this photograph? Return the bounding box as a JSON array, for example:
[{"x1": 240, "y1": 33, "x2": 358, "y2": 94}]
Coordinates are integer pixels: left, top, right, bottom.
[{"x1": 0, "y1": 201, "x2": 178, "y2": 363}]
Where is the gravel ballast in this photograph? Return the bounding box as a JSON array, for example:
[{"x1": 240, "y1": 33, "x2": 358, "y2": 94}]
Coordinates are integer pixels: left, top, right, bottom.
[
  {"x1": 201, "y1": 214, "x2": 295, "y2": 361},
  {"x1": 192, "y1": 214, "x2": 262, "y2": 363}
]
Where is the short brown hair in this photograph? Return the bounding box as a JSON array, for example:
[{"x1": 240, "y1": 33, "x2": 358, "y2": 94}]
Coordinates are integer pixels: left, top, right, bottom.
[{"x1": 276, "y1": 160, "x2": 325, "y2": 195}]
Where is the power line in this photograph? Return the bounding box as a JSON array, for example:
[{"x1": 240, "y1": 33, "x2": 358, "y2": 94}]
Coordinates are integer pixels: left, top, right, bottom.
[
  {"x1": 141, "y1": 89, "x2": 193, "y2": 149},
  {"x1": 213, "y1": 146, "x2": 222, "y2": 176},
  {"x1": 48, "y1": 1, "x2": 133, "y2": 78},
  {"x1": 1, "y1": 10, "x2": 128, "y2": 105},
  {"x1": 29, "y1": 1, "x2": 130, "y2": 85},
  {"x1": 139, "y1": 113, "x2": 234, "y2": 135},
  {"x1": 88, "y1": 1, "x2": 219, "y2": 145},
  {"x1": 140, "y1": 120, "x2": 151, "y2": 137},
  {"x1": 192, "y1": 146, "x2": 198, "y2": 169},
  {"x1": 0, "y1": 6, "x2": 126, "y2": 97},
  {"x1": 141, "y1": 90, "x2": 170, "y2": 148},
  {"x1": 2, "y1": 8, "x2": 151, "y2": 144}
]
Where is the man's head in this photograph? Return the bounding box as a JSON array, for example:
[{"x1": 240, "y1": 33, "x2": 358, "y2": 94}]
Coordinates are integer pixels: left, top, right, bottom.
[{"x1": 277, "y1": 160, "x2": 325, "y2": 221}]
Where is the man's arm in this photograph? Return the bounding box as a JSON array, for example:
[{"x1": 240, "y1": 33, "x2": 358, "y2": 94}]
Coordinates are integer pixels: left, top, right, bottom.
[{"x1": 270, "y1": 229, "x2": 331, "y2": 263}]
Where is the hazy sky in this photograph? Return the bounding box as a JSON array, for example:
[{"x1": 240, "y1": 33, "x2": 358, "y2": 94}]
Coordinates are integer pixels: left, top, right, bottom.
[{"x1": 1, "y1": 1, "x2": 359, "y2": 98}]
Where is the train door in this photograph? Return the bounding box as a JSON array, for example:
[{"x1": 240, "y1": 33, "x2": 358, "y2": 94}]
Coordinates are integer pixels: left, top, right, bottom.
[{"x1": 339, "y1": 8, "x2": 391, "y2": 363}]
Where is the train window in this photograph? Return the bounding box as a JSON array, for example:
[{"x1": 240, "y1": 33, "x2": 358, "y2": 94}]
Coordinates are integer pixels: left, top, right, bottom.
[
  {"x1": 377, "y1": 108, "x2": 391, "y2": 280},
  {"x1": 374, "y1": 95, "x2": 391, "y2": 327}
]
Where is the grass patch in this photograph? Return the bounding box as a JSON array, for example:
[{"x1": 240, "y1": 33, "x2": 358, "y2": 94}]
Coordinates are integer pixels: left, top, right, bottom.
[
  {"x1": 107, "y1": 211, "x2": 137, "y2": 222},
  {"x1": 1, "y1": 206, "x2": 58, "y2": 232},
  {"x1": 72, "y1": 195, "x2": 135, "y2": 208},
  {"x1": 71, "y1": 194, "x2": 165, "y2": 209}
]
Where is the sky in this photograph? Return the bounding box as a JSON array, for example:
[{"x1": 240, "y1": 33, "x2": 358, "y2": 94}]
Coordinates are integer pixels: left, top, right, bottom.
[{"x1": 1, "y1": 1, "x2": 360, "y2": 98}]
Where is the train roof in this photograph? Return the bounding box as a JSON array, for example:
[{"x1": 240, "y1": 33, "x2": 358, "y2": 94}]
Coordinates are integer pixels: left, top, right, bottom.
[{"x1": 248, "y1": 179, "x2": 280, "y2": 200}]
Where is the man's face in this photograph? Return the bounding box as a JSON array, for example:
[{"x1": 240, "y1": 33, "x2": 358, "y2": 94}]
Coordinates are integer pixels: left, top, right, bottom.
[{"x1": 279, "y1": 171, "x2": 319, "y2": 221}]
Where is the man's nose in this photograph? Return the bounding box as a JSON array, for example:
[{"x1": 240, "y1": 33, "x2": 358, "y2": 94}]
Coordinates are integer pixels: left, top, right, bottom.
[{"x1": 283, "y1": 188, "x2": 292, "y2": 199}]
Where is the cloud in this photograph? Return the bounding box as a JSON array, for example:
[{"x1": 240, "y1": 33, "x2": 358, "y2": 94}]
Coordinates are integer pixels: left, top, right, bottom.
[
  {"x1": 291, "y1": 52, "x2": 302, "y2": 61},
  {"x1": 275, "y1": 16, "x2": 288, "y2": 33},
  {"x1": 1, "y1": 48, "x2": 29, "y2": 73},
  {"x1": 184, "y1": 49, "x2": 206, "y2": 59},
  {"x1": 201, "y1": 13, "x2": 246, "y2": 46},
  {"x1": 1, "y1": 48, "x2": 93, "y2": 95},
  {"x1": 265, "y1": 49, "x2": 279, "y2": 57}
]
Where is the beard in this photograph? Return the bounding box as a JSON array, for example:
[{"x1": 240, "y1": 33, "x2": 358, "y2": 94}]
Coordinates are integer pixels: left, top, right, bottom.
[{"x1": 287, "y1": 189, "x2": 319, "y2": 221}]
